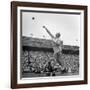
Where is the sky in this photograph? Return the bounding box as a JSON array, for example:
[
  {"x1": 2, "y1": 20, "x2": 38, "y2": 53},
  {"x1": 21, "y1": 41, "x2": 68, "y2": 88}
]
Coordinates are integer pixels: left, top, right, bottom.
[{"x1": 22, "y1": 11, "x2": 81, "y2": 46}]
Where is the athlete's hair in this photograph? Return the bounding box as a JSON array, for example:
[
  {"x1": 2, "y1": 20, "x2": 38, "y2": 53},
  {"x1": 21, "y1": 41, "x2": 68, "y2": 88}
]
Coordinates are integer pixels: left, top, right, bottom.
[{"x1": 56, "y1": 33, "x2": 61, "y2": 38}]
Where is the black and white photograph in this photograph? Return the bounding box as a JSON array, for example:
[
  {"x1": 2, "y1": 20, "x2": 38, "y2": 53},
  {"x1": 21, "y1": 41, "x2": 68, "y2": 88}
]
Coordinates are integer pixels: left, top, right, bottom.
[
  {"x1": 11, "y1": 1, "x2": 87, "y2": 88},
  {"x1": 21, "y1": 8, "x2": 81, "y2": 78}
]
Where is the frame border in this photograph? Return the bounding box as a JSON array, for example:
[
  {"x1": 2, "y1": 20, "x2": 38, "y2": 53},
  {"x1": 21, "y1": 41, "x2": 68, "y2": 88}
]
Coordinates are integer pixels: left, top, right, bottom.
[{"x1": 11, "y1": 1, "x2": 88, "y2": 89}]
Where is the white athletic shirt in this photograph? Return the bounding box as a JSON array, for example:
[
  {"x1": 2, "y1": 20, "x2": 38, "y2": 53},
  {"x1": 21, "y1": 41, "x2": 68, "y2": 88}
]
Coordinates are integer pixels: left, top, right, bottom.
[{"x1": 52, "y1": 38, "x2": 62, "y2": 54}]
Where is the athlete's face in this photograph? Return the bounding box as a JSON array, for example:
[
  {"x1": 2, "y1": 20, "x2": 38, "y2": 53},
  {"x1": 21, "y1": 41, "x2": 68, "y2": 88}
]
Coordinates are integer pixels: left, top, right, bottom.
[{"x1": 56, "y1": 33, "x2": 61, "y2": 38}]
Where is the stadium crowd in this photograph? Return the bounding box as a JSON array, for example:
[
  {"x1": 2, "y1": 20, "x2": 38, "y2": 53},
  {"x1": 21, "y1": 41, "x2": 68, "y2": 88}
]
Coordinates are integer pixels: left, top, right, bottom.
[{"x1": 21, "y1": 50, "x2": 79, "y2": 76}]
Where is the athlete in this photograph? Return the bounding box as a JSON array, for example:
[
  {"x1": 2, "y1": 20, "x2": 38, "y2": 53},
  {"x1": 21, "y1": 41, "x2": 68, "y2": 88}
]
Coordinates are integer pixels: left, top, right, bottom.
[{"x1": 43, "y1": 26, "x2": 64, "y2": 70}]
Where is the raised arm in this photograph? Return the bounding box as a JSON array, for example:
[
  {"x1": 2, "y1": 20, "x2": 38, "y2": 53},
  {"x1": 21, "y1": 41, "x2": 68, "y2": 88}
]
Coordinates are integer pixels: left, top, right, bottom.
[{"x1": 43, "y1": 26, "x2": 54, "y2": 38}]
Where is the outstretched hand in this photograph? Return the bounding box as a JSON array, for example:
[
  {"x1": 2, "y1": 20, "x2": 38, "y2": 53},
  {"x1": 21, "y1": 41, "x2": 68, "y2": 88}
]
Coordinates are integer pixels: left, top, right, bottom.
[
  {"x1": 42, "y1": 26, "x2": 54, "y2": 38},
  {"x1": 43, "y1": 26, "x2": 46, "y2": 29},
  {"x1": 43, "y1": 26, "x2": 48, "y2": 31}
]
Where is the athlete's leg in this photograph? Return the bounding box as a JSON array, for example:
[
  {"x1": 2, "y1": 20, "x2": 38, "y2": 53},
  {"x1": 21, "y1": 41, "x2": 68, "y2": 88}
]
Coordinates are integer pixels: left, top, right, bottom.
[
  {"x1": 54, "y1": 52, "x2": 65, "y2": 71},
  {"x1": 55, "y1": 52, "x2": 62, "y2": 66}
]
